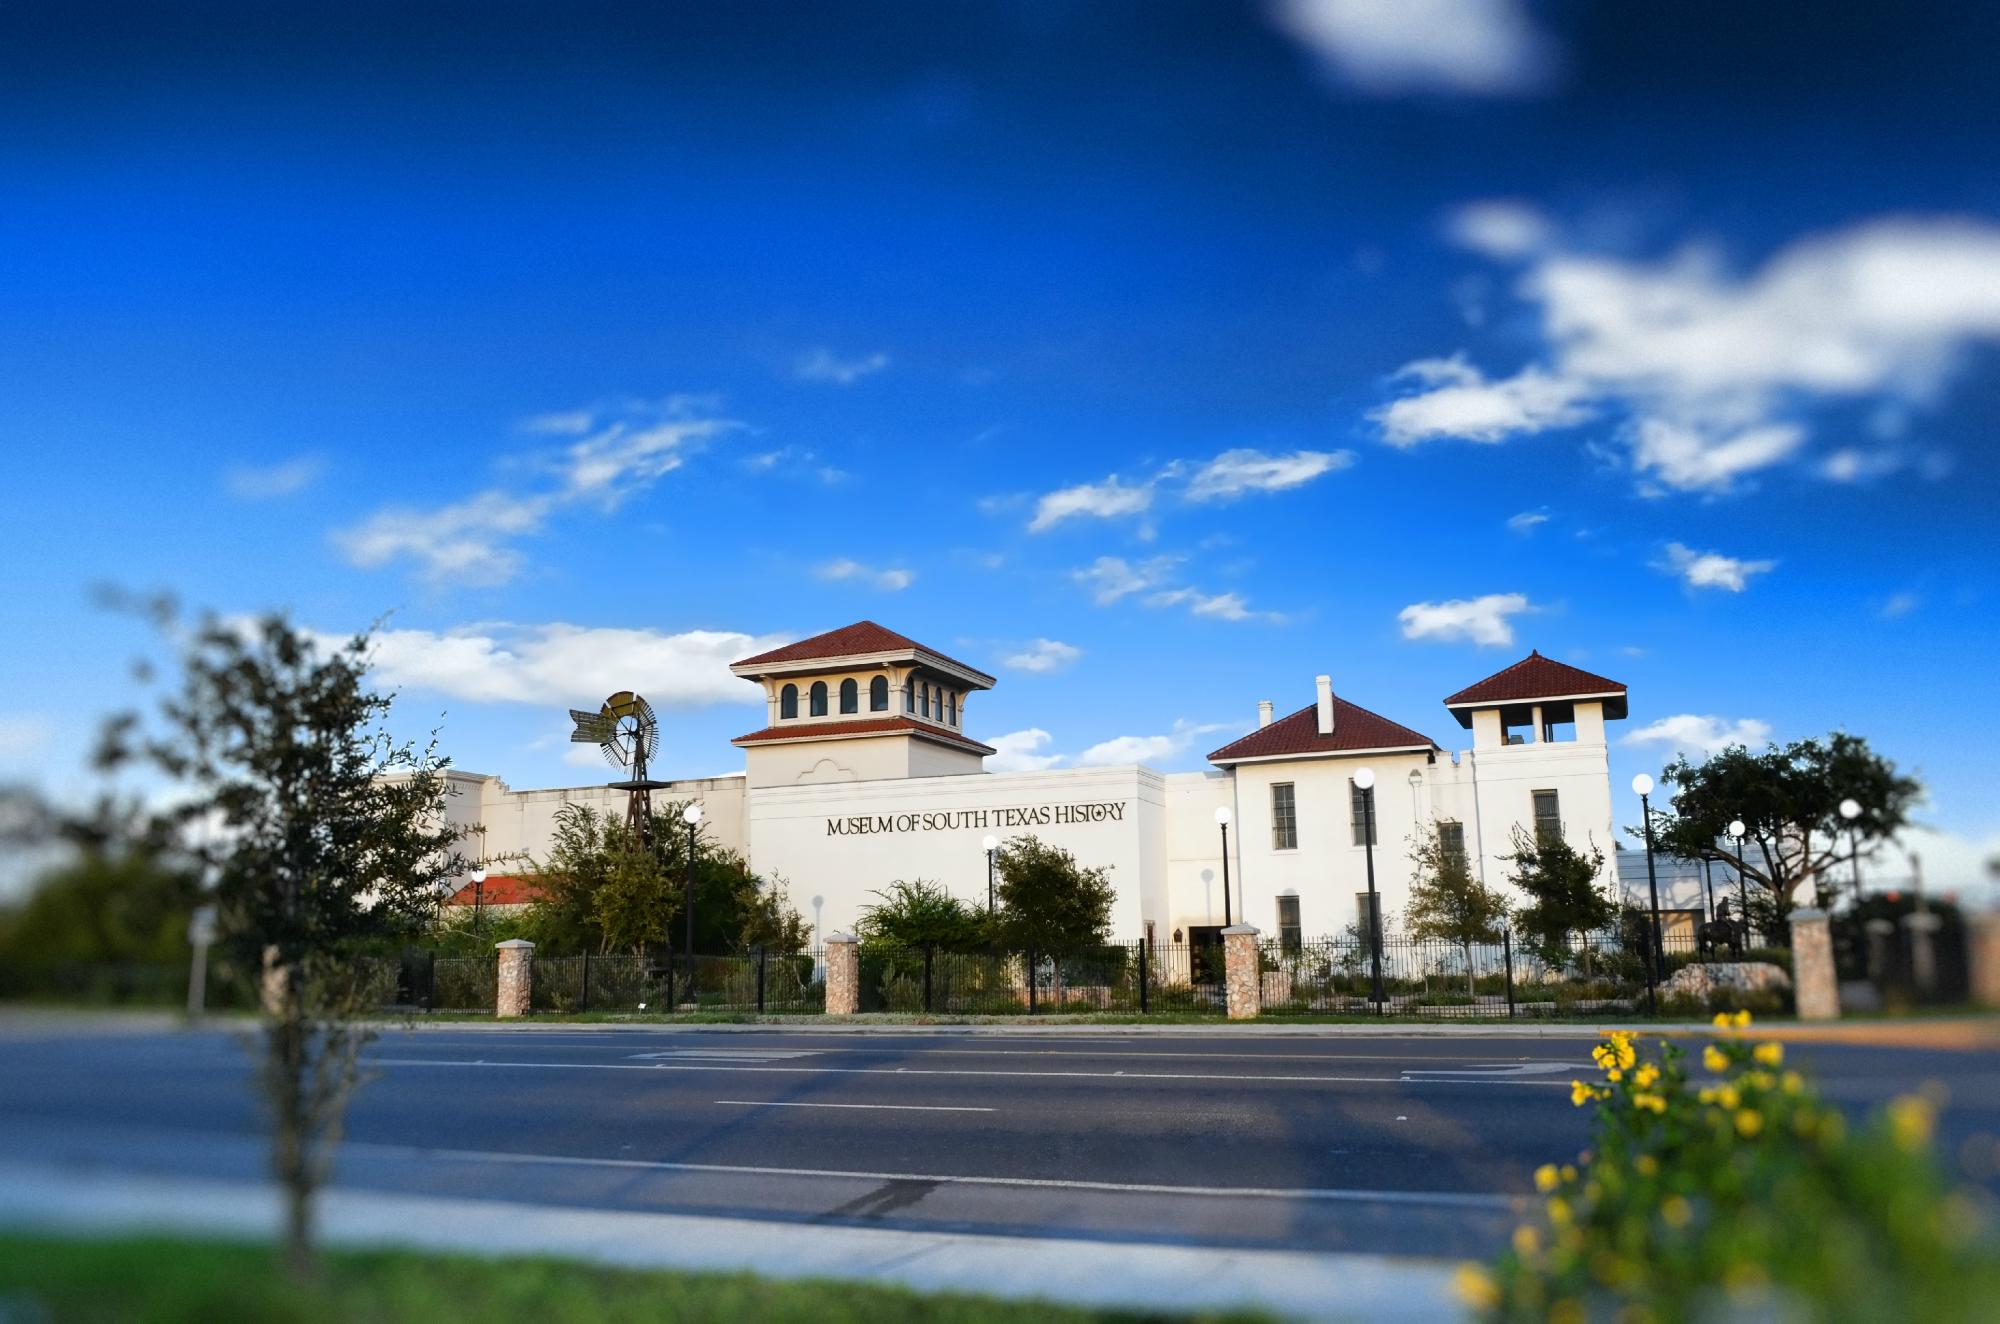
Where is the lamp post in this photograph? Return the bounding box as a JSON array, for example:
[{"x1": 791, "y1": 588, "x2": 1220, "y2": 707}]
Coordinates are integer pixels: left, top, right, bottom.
[
  {"x1": 1633, "y1": 773, "x2": 1664, "y2": 1015},
  {"x1": 1354, "y1": 767, "x2": 1386, "y2": 1005},
  {"x1": 1727, "y1": 819, "x2": 1750, "y2": 941},
  {"x1": 1213, "y1": 806, "x2": 1233, "y2": 927},
  {"x1": 1839, "y1": 797, "x2": 1863, "y2": 908},
  {"x1": 470, "y1": 867, "x2": 487, "y2": 936},
  {"x1": 681, "y1": 803, "x2": 703, "y2": 1002},
  {"x1": 982, "y1": 834, "x2": 1000, "y2": 915}
]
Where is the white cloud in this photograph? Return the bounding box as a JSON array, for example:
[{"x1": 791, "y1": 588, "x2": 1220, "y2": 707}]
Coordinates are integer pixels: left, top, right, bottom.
[
  {"x1": 1183, "y1": 448, "x2": 1354, "y2": 501},
  {"x1": 1397, "y1": 592, "x2": 1535, "y2": 646},
  {"x1": 0, "y1": 714, "x2": 52, "y2": 765},
  {"x1": 1446, "y1": 200, "x2": 1552, "y2": 261},
  {"x1": 1145, "y1": 588, "x2": 1284, "y2": 625},
  {"x1": 1381, "y1": 215, "x2": 2000, "y2": 492},
  {"x1": 1071, "y1": 556, "x2": 1182, "y2": 605},
  {"x1": 331, "y1": 623, "x2": 787, "y2": 709},
  {"x1": 225, "y1": 455, "x2": 323, "y2": 500},
  {"x1": 813, "y1": 558, "x2": 915, "y2": 592},
  {"x1": 986, "y1": 728, "x2": 1064, "y2": 773},
  {"x1": 1269, "y1": 0, "x2": 1557, "y2": 97},
  {"x1": 999, "y1": 638, "x2": 1082, "y2": 674},
  {"x1": 1879, "y1": 591, "x2": 1920, "y2": 620},
  {"x1": 558, "y1": 415, "x2": 734, "y2": 504},
  {"x1": 1623, "y1": 714, "x2": 1773, "y2": 758},
  {"x1": 794, "y1": 348, "x2": 891, "y2": 385},
  {"x1": 1374, "y1": 356, "x2": 1591, "y2": 446},
  {"x1": 746, "y1": 447, "x2": 848, "y2": 484},
  {"x1": 519, "y1": 410, "x2": 595, "y2": 436},
  {"x1": 1028, "y1": 476, "x2": 1153, "y2": 533},
  {"x1": 333, "y1": 490, "x2": 553, "y2": 587},
  {"x1": 1656, "y1": 543, "x2": 1776, "y2": 593},
  {"x1": 1074, "y1": 719, "x2": 1239, "y2": 769},
  {"x1": 1506, "y1": 509, "x2": 1549, "y2": 534}
]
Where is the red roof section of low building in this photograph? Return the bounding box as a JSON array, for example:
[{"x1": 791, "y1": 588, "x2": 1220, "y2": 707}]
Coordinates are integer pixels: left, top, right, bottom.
[
  {"x1": 731, "y1": 715, "x2": 998, "y2": 757},
  {"x1": 1207, "y1": 697, "x2": 1436, "y2": 764},
  {"x1": 1443, "y1": 651, "x2": 1626, "y2": 707},
  {"x1": 732, "y1": 620, "x2": 986, "y2": 679},
  {"x1": 444, "y1": 875, "x2": 543, "y2": 907}
]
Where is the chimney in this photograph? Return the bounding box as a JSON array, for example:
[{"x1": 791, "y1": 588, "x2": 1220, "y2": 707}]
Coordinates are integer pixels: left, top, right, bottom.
[
  {"x1": 1257, "y1": 700, "x2": 1274, "y2": 729},
  {"x1": 1315, "y1": 675, "x2": 1334, "y2": 736}
]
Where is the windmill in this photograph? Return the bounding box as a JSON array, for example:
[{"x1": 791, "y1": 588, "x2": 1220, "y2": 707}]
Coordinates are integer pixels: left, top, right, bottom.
[{"x1": 570, "y1": 691, "x2": 669, "y2": 843}]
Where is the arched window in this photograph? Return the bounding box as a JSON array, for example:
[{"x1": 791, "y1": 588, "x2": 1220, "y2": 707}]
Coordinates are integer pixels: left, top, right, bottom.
[
  {"x1": 947, "y1": 692, "x2": 957, "y2": 725},
  {"x1": 903, "y1": 679, "x2": 914, "y2": 712},
  {"x1": 921, "y1": 684, "x2": 931, "y2": 719},
  {"x1": 870, "y1": 676, "x2": 889, "y2": 712},
  {"x1": 779, "y1": 684, "x2": 798, "y2": 720},
  {"x1": 839, "y1": 678, "x2": 858, "y2": 714},
  {"x1": 809, "y1": 681, "x2": 829, "y2": 717}
]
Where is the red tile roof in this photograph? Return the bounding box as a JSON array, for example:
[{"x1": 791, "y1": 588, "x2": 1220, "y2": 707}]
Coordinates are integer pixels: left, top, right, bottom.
[
  {"x1": 731, "y1": 715, "x2": 998, "y2": 757},
  {"x1": 1207, "y1": 697, "x2": 1436, "y2": 764},
  {"x1": 445, "y1": 875, "x2": 543, "y2": 907},
  {"x1": 1443, "y1": 651, "x2": 1627, "y2": 712},
  {"x1": 732, "y1": 620, "x2": 989, "y2": 681}
]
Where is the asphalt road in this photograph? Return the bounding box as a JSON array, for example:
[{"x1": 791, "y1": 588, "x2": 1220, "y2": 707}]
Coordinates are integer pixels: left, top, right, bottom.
[{"x1": 1, "y1": 1024, "x2": 1994, "y2": 1259}]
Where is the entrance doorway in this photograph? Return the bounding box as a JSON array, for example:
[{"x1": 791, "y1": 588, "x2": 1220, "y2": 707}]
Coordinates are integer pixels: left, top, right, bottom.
[{"x1": 1188, "y1": 925, "x2": 1224, "y2": 985}]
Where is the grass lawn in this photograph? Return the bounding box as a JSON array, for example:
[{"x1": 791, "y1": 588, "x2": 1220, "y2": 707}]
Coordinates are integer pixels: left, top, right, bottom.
[{"x1": 0, "y1": 1234, "x2": 1264, "y2": 1324}]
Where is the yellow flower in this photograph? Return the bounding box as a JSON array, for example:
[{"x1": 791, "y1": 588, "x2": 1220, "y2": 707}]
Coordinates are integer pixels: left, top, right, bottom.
[
  {"x1": 1572, "y1": 1080, "x2": 1600, "y2": 1107},
  {"x1": 1735, "y1": 1109, "x2": 1764, "y2": 1138},
  {"x1": 1753, "y1": 1041, "x2": 1784, "y2": 1067},
  {"x1": 1732, "y1": 1009, "x2": 1753, "y2": 1028},
  {"x1": 1781, "y1": 1070, "x2": 1805, "y2": 1095},
  {"x1": 1634, "y1": 1154, "x2": 1659, "y2": 1177},
  {"x1": 1696, "y1": 1087, "x2": 1717, "y2": 1105},
  {"x1": 1634, "y1": 1063, "x2": 1660, "y2": 1089},
  {"x1": 1535, "y1": 1163, "x2": 1561, "y2": 1192},
  {"x1": 1513, "y1": 1224, "x2": 1542, "y2": 1256},
  {"x1": 1452, "y1": 1263, "x2": 1501, "y2": 1310},
  {"x1": 1702, "y1": 1044, "x2": 1729, "y2": 1073},
  {"x1": 1717, "y1": 1085, "x2": 1741, "y2": 1110},
  {"x1": 1614, "y1": 1041, "x2": 1637, "y2": 1070},
  {"x1": 1711, "y1": 1012, "x2": 1734, "y2": 1030},
  {"x1": 1560, "y1": 1164, "x2": 1578, "y2": 1182},
  {"x1": 1607, "y1": 1067, "x2": 1624, "y2": 1083},
  {"x1": 1888, "y1": 1095, "x2": 1936, "y2": 1152},
  {"x1": 1662, "y1": 1194, "x2": 1693, "y2": 1228},
  {"x1": 1634, "y1": 1092, "x2": 1668, "y2": 1114},
  {"x1": 1547, "y1": 1196, "x2": 1572, "y2": 1226}
]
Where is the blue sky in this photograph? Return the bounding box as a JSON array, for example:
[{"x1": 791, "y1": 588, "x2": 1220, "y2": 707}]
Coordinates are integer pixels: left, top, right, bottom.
[{"x1": 2, "y1": 1, "x2": 1997, "y2": 893}]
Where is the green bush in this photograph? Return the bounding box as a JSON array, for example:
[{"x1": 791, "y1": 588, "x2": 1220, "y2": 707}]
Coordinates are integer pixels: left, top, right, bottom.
[{"x1": 1461, "y1": 1016, "x2": 1999, "y2": 1322}]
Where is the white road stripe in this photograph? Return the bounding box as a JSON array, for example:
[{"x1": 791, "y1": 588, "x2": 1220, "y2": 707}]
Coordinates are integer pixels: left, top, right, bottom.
[
  {"x1": 367, "y1": 1055, "x2": 1571, "y2": 1087},
  {"x1": 714, "y1": 1099, "x2": 994, "y2": 1113},
  {"x1": 337, "y1": 1139, "x2": 1520, "y2": 1209}
]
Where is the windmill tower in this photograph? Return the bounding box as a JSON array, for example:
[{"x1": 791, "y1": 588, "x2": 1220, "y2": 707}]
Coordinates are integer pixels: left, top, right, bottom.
[{"x1": 569, "y1": 691, "x2": 669, "y2": 844}]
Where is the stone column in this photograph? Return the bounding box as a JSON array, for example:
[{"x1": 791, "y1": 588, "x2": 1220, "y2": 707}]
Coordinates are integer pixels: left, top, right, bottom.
[
  {"x1": 825, "y1": 934, "x2": 859, "y2": 1016},
  {"x1": 259, "y1": 944, "x2": 288, "y2": 1017},
  {"x1": 1222, "y1": 924, "x2": 1261, "y2": 1020},
  {"x1": 1788, "y1": 909, "x2": 1839, "y2": 1021},
  {"x1": 1970, "y1": 913, "x2": 2000, "y2": 1010},
  {"x1": 495, "y1": 939, "x2": 534, "y2": 1018}
]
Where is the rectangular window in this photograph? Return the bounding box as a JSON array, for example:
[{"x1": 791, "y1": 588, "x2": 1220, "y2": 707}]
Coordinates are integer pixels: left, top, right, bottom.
[
  {"x1": 1532, "y1": 789, "x2": 1562, "y2": 843},
  {"x1": 1349, "y1": 780, "x2": 1377, "y2": 847},
  {"x1": 1270, "y1": 782, "x2": 1298, "y2": 850},
  {"x1": 1276, "y1": 896, "x2": 1302, "y2": 955},
  {"x1": 1439, "y1": 820, "x2": 1468, "y2": 874},
  {"x1": 1355, "y1": 890, "x2": 1381, "y2": 938}
]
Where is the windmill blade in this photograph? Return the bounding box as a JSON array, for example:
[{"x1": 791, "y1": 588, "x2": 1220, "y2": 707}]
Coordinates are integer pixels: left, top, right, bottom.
[{"x1": 568, "y1": 707, "x2": 615, "y2": 744}]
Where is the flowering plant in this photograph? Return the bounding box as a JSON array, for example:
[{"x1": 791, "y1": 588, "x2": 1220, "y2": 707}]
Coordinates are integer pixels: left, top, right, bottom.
[{"x1": 1460, "y1": 1013, "x2": 1997, "y2": 1322}]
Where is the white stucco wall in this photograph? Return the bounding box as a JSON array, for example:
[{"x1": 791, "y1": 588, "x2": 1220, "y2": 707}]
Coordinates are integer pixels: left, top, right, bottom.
[{"x1": 443, "y1": 771, "x2": 749, "y2": 868}]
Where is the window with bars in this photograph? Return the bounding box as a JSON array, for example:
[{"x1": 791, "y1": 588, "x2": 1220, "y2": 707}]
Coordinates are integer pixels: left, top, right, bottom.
[
  {"x1": 1276, "y1": 895, "x2": 1302, "y2": 955},
  {"x1": 1349, "y1": 780, "x2": 1377, "y2": 846},
  {"x1": 1532, "y1": 789, "x2": 1562, "y2": 843},
  {"x1": 1271, "y1": 782, "x2": 1298, "y2": 850},
  {"x1": 1439, "y1": 820, "x2": 1468, "y2": 874}
]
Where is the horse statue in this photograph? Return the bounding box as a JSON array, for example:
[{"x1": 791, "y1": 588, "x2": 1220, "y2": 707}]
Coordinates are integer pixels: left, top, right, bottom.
[{"x1": 1696, "y1": 897, "x2": 1747, "y2": 960}]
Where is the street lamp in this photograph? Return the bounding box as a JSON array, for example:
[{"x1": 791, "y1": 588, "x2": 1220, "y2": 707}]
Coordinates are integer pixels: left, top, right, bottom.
[
  {"x1": 1633, "y1": 773, "x2": 1663, "y2": 1014},
  {"x1": 1213, "y1": 806, "x2": 1233, "y2": 927},
  {"x1": 1354, "y1": 767, "x2": 1386, "y2": 1005},
  {"x1": 1839, "y1": 797, "x2": 1863, "y2": 908},
  {"x1": 982, "y1": 834, "x2": 1000, "y2": 915},
  {"x1": 1727, "y1": 819, "x2": 1750, "y2": 940},
  {"x1": 681, "y1": 803, "x2": 703, "y2": 1004},
  {"x1": 470, "y1": 867, "x2": 488, "y2": 935}
]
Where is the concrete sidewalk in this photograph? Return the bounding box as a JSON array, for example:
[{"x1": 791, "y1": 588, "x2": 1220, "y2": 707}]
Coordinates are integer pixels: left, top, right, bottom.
[{"x1": 0, "y1": 1160, "x2": 1463, "y2": 1321}]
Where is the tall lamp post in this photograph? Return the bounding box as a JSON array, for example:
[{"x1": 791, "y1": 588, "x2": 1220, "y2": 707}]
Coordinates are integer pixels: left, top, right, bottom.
[
  {"x1": 1727, "y1": 819, "x2": 1750, "y2": 940},
  {"x1": 982, "y1": 834, "x2": 1000, "y2": 915},
  {"x1": 1838, "y1": 797, "x2": 1863, "y2": 908},
  {"x1": 1354, "y1": 767, "x2": 1386, "y2": 1005},
  {"x1": 470, "y1": 867, "x2": 488, "y2": 936},
  {"x1": 1633, "y1": 773, "x2": 1664, "y2": 1014},
  {"x1": 1213, "y1": 806, "x2": 1233, "y2": 927},
  {"x1": 681, "y1": 803, "x2": 703, "y2": 1001}
]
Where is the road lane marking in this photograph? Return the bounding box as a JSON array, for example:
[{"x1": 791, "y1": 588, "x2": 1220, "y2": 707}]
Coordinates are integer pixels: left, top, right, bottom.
[
  {"x1": 714, "y1": 1100, "x2": 994, "y2": 1113},
  {"x1": 338, "y1": 1139, "x2": 1521, "y2": 1210},
  {"x1": 1401, "y1": 1064, "x2": 1587, "y2": 1078},
  {"x1": 628, "y1": 1049, "x2": 822, "y2": 1062},
  {"x1": 391, "y1": 1038, "x2": 1570, "y2": 1064},
  {"x1": 366, "y1": 1055, "x2": 1571, "y2": 1087}
]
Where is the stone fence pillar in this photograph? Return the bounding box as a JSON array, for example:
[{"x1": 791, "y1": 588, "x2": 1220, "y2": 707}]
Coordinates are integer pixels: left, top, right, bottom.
[
  {"x1": 1223, "y1": 924, "x2": 1261, "y2": 1021},
  {"x1": 495, "y1": 939, "x2": 534, "y2": 1018},
  {"x1": 825, "y1": 934, "x2": 859, "y2": 1016},
  {"x1": 1970, "y1": 913, "x2": 2000, "y2": 1010},
  {"x1": 1788, "y1": 909, "x2": 1839, "y2": 1021}
]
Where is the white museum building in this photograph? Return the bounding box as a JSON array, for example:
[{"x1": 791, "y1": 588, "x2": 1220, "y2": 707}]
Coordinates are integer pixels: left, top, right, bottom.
[{"x1": 439, "y1": 620, "x2": 1641, "y2": 945}]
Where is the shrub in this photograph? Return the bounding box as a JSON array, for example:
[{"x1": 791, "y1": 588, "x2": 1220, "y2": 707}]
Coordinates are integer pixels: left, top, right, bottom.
[{"x1": 1460, "y1": 1015, "x2": 1998, "y2": 1322}]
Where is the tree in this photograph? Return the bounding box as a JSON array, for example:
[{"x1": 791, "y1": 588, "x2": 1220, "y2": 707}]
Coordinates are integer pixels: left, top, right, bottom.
[
  {"x1": 1404, "y1": 821, "x2": 1510, "y2": 995},
  {"x1": 0, "y1": 846, "x2": 201, "y2": 966},
  {"x1": 1648, "y1": 733, "x2": 1922, "y2": 913},
  {"x1": 992, "y1": 834, "x2": 1115, "y2": 956},
  {"x1": 97, "y1": 610, "x2": 465, "y2": 1276},
  {"x1": 856, "y1": 879, "x2": 989, "y2": 950},
  {"x1": 1504, "y1": 825, "x2": 1615, "y2": 974}
]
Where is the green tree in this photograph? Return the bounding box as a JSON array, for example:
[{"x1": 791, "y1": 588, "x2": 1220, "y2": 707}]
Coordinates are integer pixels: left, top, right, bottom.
[
  {"x1": 1647, "y1": 733, "x2": 1921, "y2": 914},
  {"x1": 0, "y1": 846, "x2": 201, "y2": 966},
  {"x1": 992, "y1": 834, "x2": 1115, "y2": 956},
  {"x1": 856, "y1": 879, "x2": 989, "y2": 950},
  {"x1": 1504, "y1": 825, "x2": 1615, "y2": 974},
  {"x1": 97, "y1": 610, "x2": 465, "y2": 1275},
  {"x1": 1404, "y1": 821, "x2": 1511, "y2": 995}
]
